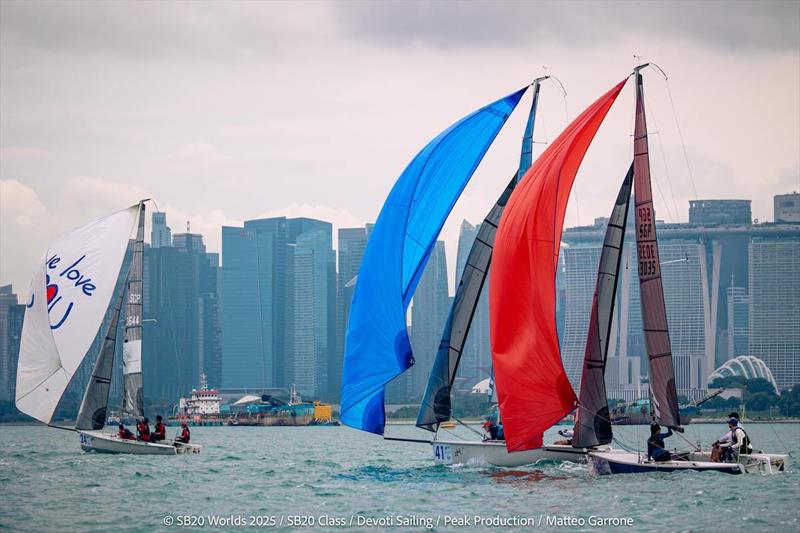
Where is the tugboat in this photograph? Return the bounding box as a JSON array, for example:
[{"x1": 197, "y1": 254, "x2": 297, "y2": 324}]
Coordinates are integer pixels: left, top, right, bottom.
[{"x1": 228, "y1": 385, "x2": 316, "y2": 426}]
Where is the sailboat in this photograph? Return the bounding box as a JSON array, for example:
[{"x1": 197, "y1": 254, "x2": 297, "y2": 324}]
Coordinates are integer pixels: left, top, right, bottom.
[
  {"x1": 558, "y1": 65, "x2": 784, "y2": 475},
  {"x1": 415, "y1": 77, "x2": 602, "y2": 466},
  {"x1": 15, "y1": 201, "x2": 200, "y2": 455}
]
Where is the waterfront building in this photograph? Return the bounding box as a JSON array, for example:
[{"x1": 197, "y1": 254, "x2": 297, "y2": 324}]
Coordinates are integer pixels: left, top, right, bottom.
[
  {"x1": 454, "y1": 220, "x2": 491, "y2": 385},
  {"x1": 726, "y1": 284, "x2": 749, "y2": 361},
  {"x1": 406, "y1": 241, "x2": 450, "y2": 402},
  {"x1": 286, "y1": 218, "x2": 336, "y2": 399},
  {"x1": 335, "y1": 227, "x2": 368, "y2": 402},
  {"x1": 689, "y1": 199, "x2": 751, "y2": 225},
  {"x1": 221, "y1": 216, "x2": 334, "y2": 398},
  {"x1": 222, "y1": 217, "x2": 287, "y2": 389},
  {"x1": 0, "y1": 286, "x2": 24, "y2": 403},
  {"x1": 748, "y1": 237, "x2": 800, "y2": 389},
  {"x1": 144, "y1": 228, "x2": 221, "y2": 405},
  {"x1": 151, "y1": 211, "x2": 172, "y2": 248},
  {"x1": 774, "y1": 192, "x2": 800, "y2": 223}
]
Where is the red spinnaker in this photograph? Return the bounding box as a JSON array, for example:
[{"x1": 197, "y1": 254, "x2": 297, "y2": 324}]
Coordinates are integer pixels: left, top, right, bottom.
[{"x1": 490, "y1": 79, "x2": 628, "y2": 452}]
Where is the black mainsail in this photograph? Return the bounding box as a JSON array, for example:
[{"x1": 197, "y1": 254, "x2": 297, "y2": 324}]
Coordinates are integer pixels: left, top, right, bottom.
[
  {"x1": 572, "y1": 165, "x2": 633, "y2": 448},
  {"x1": 415, "y1": 176, "x2": 517, "y2": 431},
  {"x1": 632, "y1": 71, "x2": 681, "y2": 428},
  {"x1": 122, "y1": 202, "x2": 145, "y2": 418},
  {"x1": 76, "y1": 289, "x2": 124, "y2": 431}
]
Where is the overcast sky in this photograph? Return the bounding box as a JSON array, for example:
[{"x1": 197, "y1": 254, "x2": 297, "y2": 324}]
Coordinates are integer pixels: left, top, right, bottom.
[{"x1": 1, "y1": 0, "x2": 798, "y2": 294}]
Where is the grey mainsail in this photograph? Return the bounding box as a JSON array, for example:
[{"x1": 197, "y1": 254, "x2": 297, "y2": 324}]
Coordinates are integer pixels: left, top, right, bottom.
[
  {"x1": 572, "y1": 165, "x2": 632, "y2": 448},
  {"x1": 416, "y1": 176, "x2": 517, "y2": 431},
  {"x1": 633, "y1": 72, "x2": 681, "y2": 428},
  {"x1": 122, "y1": 203, "x2": 145, "y2": 418},
  {"x1": 76, "y1": 288, "x2": 124, "y2": 431}
]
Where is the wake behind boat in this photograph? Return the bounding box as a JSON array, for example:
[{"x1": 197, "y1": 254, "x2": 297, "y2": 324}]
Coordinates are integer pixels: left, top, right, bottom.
[{"x1": 15, "y1": 201, "x2": 201, "y2": 456}]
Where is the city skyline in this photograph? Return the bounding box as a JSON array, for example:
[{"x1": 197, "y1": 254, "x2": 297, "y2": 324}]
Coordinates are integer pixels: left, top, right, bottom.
[{"x1": 2, "y1": 1, "x2": 798, "y2": 296}]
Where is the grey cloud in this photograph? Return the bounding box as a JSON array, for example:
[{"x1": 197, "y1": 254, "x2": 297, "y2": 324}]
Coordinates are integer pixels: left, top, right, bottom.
[{"x1": 332, "y1": 0, "x2": 800, "y2": 52}]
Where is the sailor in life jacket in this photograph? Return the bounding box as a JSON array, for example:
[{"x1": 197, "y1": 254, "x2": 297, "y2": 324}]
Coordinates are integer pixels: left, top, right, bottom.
[
  {"x1": 717, "y1": 417, "x2": 752, "y2": 461},
  {"x1": 118, "y1": 424, "x2": 136, "y2": 441},
  {"x1": 136, "y1": 418, "x2": 151, "y2": 442},
  {"x1": 175, "y1": 423, "x2": 191, "y2": 444},
  {"x1": 152, "y1": 415, "x2": 167, "y2": 442}
]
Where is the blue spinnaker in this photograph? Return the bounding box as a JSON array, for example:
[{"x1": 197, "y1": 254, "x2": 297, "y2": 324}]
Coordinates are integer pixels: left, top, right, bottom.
[{"x1": 341, "y1": 88, "x2": 526, "y2": 434}]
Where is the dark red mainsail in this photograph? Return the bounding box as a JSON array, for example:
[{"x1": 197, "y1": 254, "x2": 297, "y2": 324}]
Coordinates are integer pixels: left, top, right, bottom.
[{"x1": 490, "y1": 79, "x2": 627, "y2": 452}]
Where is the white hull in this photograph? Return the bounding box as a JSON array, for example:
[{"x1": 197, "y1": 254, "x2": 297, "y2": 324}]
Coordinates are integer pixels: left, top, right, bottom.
[
  {"x1": 78, "y1": 430, "x2": 201, "y2": 455},
  {"x1": 589, "y1": 450, "x2": 787, "y2": 475},
  {"x1": 432, "y1": 439, "x2": 604, "y2": 467}
]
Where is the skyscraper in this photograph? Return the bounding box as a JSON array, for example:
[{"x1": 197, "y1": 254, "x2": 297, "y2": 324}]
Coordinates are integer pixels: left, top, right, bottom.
[
  {"x1": 286, "y1": 218, "x2": 335, "y2": 399},
  {"x1": 726, "y1": 284, "x2": 749, "y2": 361},
  {"x1": 748, "y1": 237, "x2": 800, "y2": 389},
  {"x1": 221, "y1": 216, "x2": 335, "y2": 397},
  {"x1": 335, "y1": 227, "x2": 368, "y2": 402},
  {"x1": 689, "y1": 200, "x2": 751, "y2": 225},
  {"x1": 0, "y1": 286, "x2": 24, "y2": 403},
  {"x1": 408, "y1": 241, "x2": 449, "y2": 401},
  {"x1": 221, "y1": 217, "x2": 286, "y2": 389},
  {"x1": 151, "y1": 212, "x2": 172, "y2": 248},
  {"x1": 144, "y1": 227, "x2": 221, "y2": 404}
]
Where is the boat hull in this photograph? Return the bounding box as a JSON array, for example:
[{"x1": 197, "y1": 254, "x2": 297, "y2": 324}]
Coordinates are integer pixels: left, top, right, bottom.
[
  {"x1": 432, "y1": 439, "x2": 601, "y2": 467},
  {"x1": 589, "y1": 450, "x2": 787, "y2": 475},
  {"x1": 78, "y1": 430, "x2": 200, "y2": 455}
]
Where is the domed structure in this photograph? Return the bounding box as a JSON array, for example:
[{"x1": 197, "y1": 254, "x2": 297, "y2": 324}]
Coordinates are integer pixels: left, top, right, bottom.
[{"x1": 708, "y1": 356, "x2": 779, "y2": 393}]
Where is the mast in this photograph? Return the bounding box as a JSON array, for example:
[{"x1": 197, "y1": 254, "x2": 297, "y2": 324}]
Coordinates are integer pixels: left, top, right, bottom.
[
  {"x1": 122, "y1": 202, "x2": 146, "y2": 419},
  {"x1": 417, "y1": 78, "x2": 545, "y2": 432},
  {"x1": 632, "y1": 67, "x2": 682, "y2": 429},
  {"x1": 572, "y1": 165, "x2": 633, "y2": 448}
]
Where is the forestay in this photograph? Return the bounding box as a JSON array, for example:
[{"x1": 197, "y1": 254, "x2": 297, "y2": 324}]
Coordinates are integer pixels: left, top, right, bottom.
[{"x1": 341, "y1": 88, "x2": 526, "y2": 434}]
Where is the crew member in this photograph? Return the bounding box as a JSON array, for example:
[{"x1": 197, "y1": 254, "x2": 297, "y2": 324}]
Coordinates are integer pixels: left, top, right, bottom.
[
  {"x1": 136, "y1": 417, "x2": 151, "y2": 442},
  {"x1": 717, "y1": 417, "x2": 752, "y2": 461},
  {"x1": 647, "y1": 423, "x2": 673, "y2": 462},
  {"x1": 152, "y1": 415, "x2": 167, "y2": 442},
  {"x1": 118, "y1": 424, "x2": 135, "y2": 440},
  {"x1": 175, "y1": 422, "x2": 191, "y2": 444}
]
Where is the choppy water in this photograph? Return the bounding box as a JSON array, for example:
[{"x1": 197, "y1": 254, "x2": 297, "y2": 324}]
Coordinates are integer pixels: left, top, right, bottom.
[{"x1": 0, "y1": 423, "x2": 798, "y2": 532}]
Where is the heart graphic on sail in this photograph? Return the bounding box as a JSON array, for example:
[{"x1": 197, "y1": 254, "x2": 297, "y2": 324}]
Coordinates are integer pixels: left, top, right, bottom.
[{"x1": 45, "y1": 274, "x2": 58, "y2": 304}]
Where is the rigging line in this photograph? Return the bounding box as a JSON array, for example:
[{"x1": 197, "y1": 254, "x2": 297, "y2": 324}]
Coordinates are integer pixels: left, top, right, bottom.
[
  {"x1": 454, "y1": 417, "x2": 486, "y2": 439},
  {"x1": 664, "y1": 79, "x2": 699, "y2": 201},
  {"x1": 644, "y1": 93, "x2": 680, "y2": 223}
]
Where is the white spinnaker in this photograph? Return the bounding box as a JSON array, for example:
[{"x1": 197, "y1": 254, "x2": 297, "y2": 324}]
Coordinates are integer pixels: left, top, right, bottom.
[{"x1": 15, "y1": 205, "x2": 140, "y2": 424}]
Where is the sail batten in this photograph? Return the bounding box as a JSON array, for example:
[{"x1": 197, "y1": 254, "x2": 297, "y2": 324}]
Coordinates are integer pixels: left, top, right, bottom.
[
  {"x1": 341, "y1": 88, "x2": 526, "y2": 434},
  {"x1": 572, "y1": 165, "x2": 633, "y2": 448},
  {"x1": 490, "y1": 80, "x2": 627, "y2": 453},
  {"x1": 632, "y1": 73, "x2": 681, "y2": 429}
]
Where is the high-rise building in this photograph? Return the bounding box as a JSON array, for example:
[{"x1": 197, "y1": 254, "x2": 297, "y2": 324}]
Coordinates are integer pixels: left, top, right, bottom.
[
  {"x1": 144, "y1": 228, "x2": 221, "y2": 404},
  {"x1": 407, "y1": 241, "x2": 450, "y2": 401},
  {"x1": 726, "y1": 283, "x2": 749, "y2": 361},
  {"x1": 173, "y1": 232, "x2": 206, "y2": 253},
  {"x1": 335, "y1": 227, "x2": 368, "y2": 402},
  {"x1": 0, "y1": 286, "x2": 24, "y2": 403},
  {"x1": 774, "y1": 192, "x2": 800, "y2": 223},
  {"x1": 151, "y1": 212, "x2": 172, "y2": 248},
  {"x1": 221, "y1": 217, "x2": 287, "y2": 389},
  {"x1": 286, "y1": 218, "x2": 335, "y2": 399},
  {"x1": 221, "y1": 217, "x2": 334, "y2": 397},
  {"x1": 748, "y1": 237, "x2": 800, "y2": 389},
  {"x1": 689, "y1": 200, "x2": 751, "y2": 225}
]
